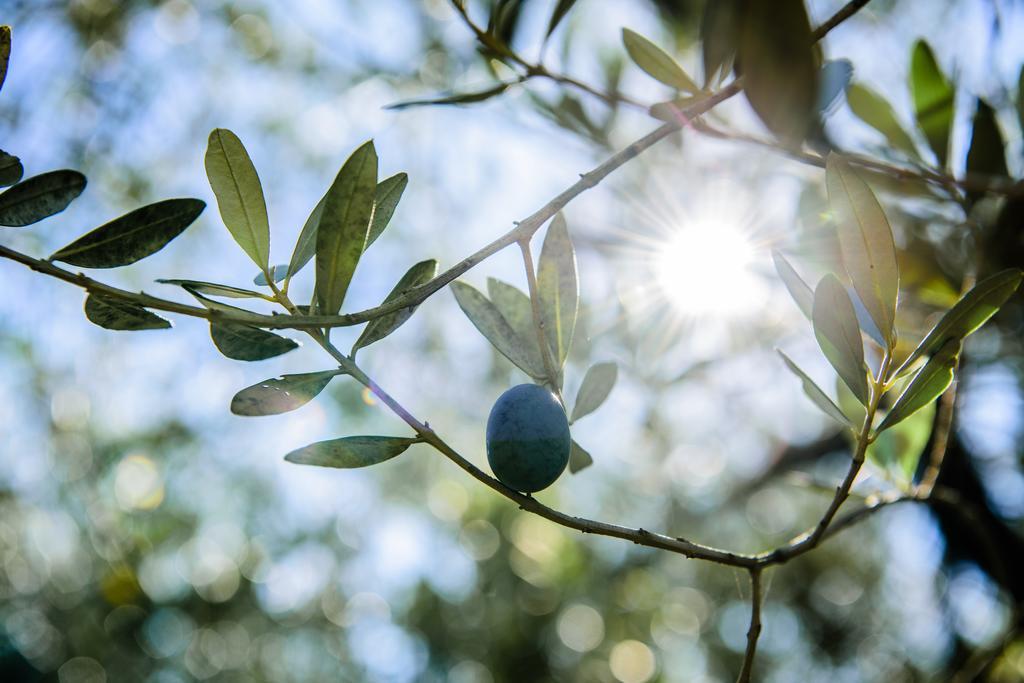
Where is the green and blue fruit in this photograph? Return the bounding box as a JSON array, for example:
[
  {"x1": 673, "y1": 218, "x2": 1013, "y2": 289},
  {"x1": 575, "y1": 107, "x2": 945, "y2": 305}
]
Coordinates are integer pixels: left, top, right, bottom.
[{"x1": 486, "y1": 383, "x2": 570, "y2": 493}]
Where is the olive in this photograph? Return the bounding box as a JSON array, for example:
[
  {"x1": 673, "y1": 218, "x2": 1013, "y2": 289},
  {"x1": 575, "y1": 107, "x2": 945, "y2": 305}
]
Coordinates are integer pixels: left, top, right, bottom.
[{"x1": 486, "y1": 383, "x2": 570, "y2": 493}]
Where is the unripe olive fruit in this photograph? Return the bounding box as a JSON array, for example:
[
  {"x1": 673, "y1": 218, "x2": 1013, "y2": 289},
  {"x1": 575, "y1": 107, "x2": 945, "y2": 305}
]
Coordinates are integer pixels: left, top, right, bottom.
[{"x1": 486, "y1": 383, "x2": 571, "y2": 493}]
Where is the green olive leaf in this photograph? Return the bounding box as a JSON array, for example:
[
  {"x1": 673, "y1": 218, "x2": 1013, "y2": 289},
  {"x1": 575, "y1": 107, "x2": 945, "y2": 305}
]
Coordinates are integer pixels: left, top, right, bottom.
[
  {"x1": 813, "y1": 274, "x2": 870, "y2": 405},
  {"x1": 868, "y1": 399, "x2": 935, "y2": 487},
  {"x1": 385, "y1": 83, "x2": 511, "y2": 110},
  {"x1": 826, "y1": 154, "x2": 899, "y2": 347},
  {"x1": 156, "y1": 279, "x2": 271, "y2": 300},
  {"x1": 367, "y1": 173, "x2": 408, "y2": 248},
  {"x1": 965, "y1": 99, "x2": 1008, "y2": 206},
  {"x1": 209, "y1": 322, "x2": 298, "y2": 361},
  {"x1": 571, "y1": 362, "x2": 618, "y2": 423},
  {"x1": 845, "y1": 83, "x2": 919, "y2": 158},
  {"x1": 0, "y1": 170, "x2": 86, "y2": 227},
  {"x1": 451, "y1": 281, "x2": 546, "y2": 379},
  {"x1": 569, "y1": 439, "x2": 594, "y2": 474},
  {"x1": 253, "y1": 265, "x2": 288, "y2": 286},
  {"x1": 51, "y1": 198, "x2": 205, "y2": 268},
  {"x1": 84, "y1": 294, "x2": 171, "y2": 331},
  {"x1": 538, "y1": 213, "x2": 578, "y2": 367},
  {"x1": 231, "y1": 370, "x2": 343, "y2": 416},
  {"x1": 909, "y1": 40, "x2": 954, "y2": 168},
  {"x1": 204, "y1": 128, "x2": 271, "y2": 269},
  {"x1": 315, "y1": 141, "x2": 378, "y2": 316},
  {"x1": 285, "y1": 436, "x2": 418, "y2": 469},
  {"x1": 771, "y1": 249, "x2": 813, "y2": 320},
  {"x1": 352, "y1": 259, "x2": 438, "y2": 354},
  {"x1": 0, "y1": 150, "x2": 23, "y2": 188},
  {"x1": 486, "y1": 278, "x2": 545, "y2": 374},
  {"x1": 545, "y1": 0, "x2": 578, "y2": 39},
  {"x1": 777, "y1": 350, "x2": 853, "y2": 428},
  {"x1": 700, "y1": 0, "x2": 740, "y2": 86},
  {"x1": 622, "y1": 28, "x2": 699, "y2": 94},
  {"x1": 877, "y1": 339, "x2": 959, "y2": 434},
  {"x1": 0, "y1": 25, "x2": 10, "y2": 95}
]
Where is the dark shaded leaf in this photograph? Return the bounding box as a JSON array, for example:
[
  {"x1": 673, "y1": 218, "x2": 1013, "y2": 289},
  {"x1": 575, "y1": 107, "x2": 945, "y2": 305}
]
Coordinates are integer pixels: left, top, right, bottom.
[
  {"x1": 0, "y1": 170, "x2": 86, "y2": 227},
  {"x1": 0, "y1": 25, "x2": 9, "y2": 94},
  {"x1": 877, "y1": 339, "x2": 958, "y2": 433},
  {"x1": 315, "y1": 141, "x2": 377, "y2": 316},
  {"x1": 210, "y1": 322, "x2": 298, "y2": 361},
  {"x1": 571, "y1": 362, "x2": 617, "y2": 422},
  {"x1": 813, "y1": 274, "x2": 870, "y2": 404},
  {"x1": 816, "y1": 59, "x2": 853, "y2": 114},
  {"x1": 772, "y1": 249, "x2": 813, "y2": 319},
  {"x1": 897, "y1": 268, "x2": 1022, "y2": 375},
  {"x1": 700, "y1": 0, "x2": 740, "y2": 86},
  {"x1": 352, "y1": 259, "x2": 438, "y2": 353},
  {"x1": 253, "y1": 265, "x2": 288, "y2": 286},
  {"x1": 451, "y1": 281, "x2": 545, "y2": 378},
  {"x1": 0, "y1": 150, "x2": 22, "y2": 188},
  {"x1": 826, "y1": 154, "x2": 899, "y2": 346},
  {"x1": 287, "y1": 193, "x2": 325, "y2": 278},
  {"x1": 231, "y1": 370, "x2": 342, "y2": 416},
  {"x1": 285, "y1": 436, "x2": 418, "y2": 469},
  {"x1": 487, "y1": 278, "x2": 545, "y2": 373},
  {"x1": 846, "y1": 83, "x2": 919, "y2": 157},
  {"x1": 204, "y1": 128, "x2": 270, "y2": 268},
  {"x1": 1018, "y1": 66, "x2": 1024, "y2": 143},
  {"x1": 386, "y1": 83, "x2": 511, "y2": 110},
  {"x1": 622, "y1": 28, "x2": 698, "y2": 93},
  {"x1": 569, "y1": 439, "x2": 593, "y2": 474},
  {"x1": 157, "y1": 279, "x2": 269, "y2": 300},
  {"x1": 367, "y1": 172, "x2": 408, "y2": 248},
  {"x1": 51, "y1": 198, "x2": 204, "y2": 268},
  {"x1": 910, "y1": 41, "x2": 954, "y2": 168},
  {"x1": 538, "y1": 213, "x2": 578, "y2": 366},
  {"x1": 545, "y1": 0, "x2": 577, "y2": 39},
  {"x1": 738, "y1": 0, "x2": 818, "y2": 145},
  {"x1": 778, "y1": 350, "x2": 852, "y2": 427},
  {"x1": 965, "y1": 99, "x2": 1008, "y2": 206},
  {"x1": 84, "y1": 294, "x2": 170, "y2": 331}
]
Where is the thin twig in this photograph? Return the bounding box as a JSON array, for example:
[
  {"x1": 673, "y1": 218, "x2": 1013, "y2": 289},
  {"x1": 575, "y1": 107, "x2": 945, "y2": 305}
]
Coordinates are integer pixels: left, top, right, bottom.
[{"x1": 736, "y1": 568, "x2": 764, "y2": 683}]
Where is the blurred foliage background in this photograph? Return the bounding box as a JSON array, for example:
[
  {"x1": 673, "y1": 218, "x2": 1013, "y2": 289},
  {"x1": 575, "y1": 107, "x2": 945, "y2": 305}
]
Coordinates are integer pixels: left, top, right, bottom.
[{"x1": 2, "y1": 0, "x2": 1024, "y2": 681}]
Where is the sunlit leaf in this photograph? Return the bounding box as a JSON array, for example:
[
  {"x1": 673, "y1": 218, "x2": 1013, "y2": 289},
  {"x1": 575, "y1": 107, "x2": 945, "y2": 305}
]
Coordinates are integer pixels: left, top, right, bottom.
[
  {"x1": 285, "y1": 436, "x2": 418, "y2": 469},
  {"x1": 210, "y1": 322, "x2": 298, "y2": 361},
  {"x1": 1018, "y1": 66, "x2": 1024, "y2": 142},
  {"x1": 486, "y1": 278, "x2": 545, "y2": 374},
  {"x1": 877, "y1": 339, "x2": 958, "y2": 433},
  {"x1": 622, "y1": 28, "x2": 699, "y2": 94},
  {"x1": 315, "y1": 141, "x2": 377, "y2": 316},
  {"x1": 648, "y1": 96, "x2": 705, "y2": 123},
  {"x1": 84, "y1": 294, "x2": 171, "y2": 331},
  {"x1": 451, "y1": 281, "x2": 545, "y2": 379},
  {"x1": 0, "y1": 150, "x2": 23, "y2": 188},
  {"x1": 545, "y1": 0, "x2": 577, "y2": 39},
  {"x1": 367, "y1": 172, "x2": 408, "y2": 248},
  {"x1": 816, "y1": 59, "x2": 853, "y2": 114},
  {"x1": 738, "y1": 0, "x2": 818, "y2": 145},
  {"x1": 204, "y1": 128, "x2": 270, "y2": 268},
  {"x1": 231, "y1": 370, "x2": 343, "y2": 416},
  {"x1": 965, "y1": 99, "x2": 1008, "y2": 206},
  {"x1": 778, "y1": 350, "x2": 852, "y2": 428},
  {"x1": 772, "y1": 249, "x2": 813, "y2": 319},
  {"x1": 868, "y1": 399, "x2": 935, "y2": 486},
  {"x1": 571, "y1": 362, "x2": 617, "y2": 422},
  {"x1": 157, "y1": 279, "x2": 270, "y2": 300},
  {"x1": 51, "y1": 198, "x2": 205, "y2": 268},
  {"x1": 538, "y1": 213, "x2": 578, "y2": 367},
  {"x1": 352, "y1": 259, "x2": 438, "y2": 354},
  {"x1": 386, "y1": 83, "x2": 511, "y2": 110},
  {"x1": 846, "y1": 83, "x2": 919, "y2": 157},
  {"x1": 0, "y1": 170, "x2": 86, "y2": 227},
  {"x1": 909, "y1": 40, "x2": 954, "y2": 168},
  {"x1": 897, "y1": 268, "x2": 1023, "y2": 375},
  {"x1": 569, "y1": 439, "x2": 593, "y2": 474},
  {"x1": 0, "y1": 25, "x2": 10, "y2": 94},
  {"x1": 826, "y1": 154, "x2": 899, "y2": 346},
  {"x1": 813, "y1": 274, "x2": 869, "y2": 405},
  {"x1": 253, "y1": 265, "x2": 288, "y2": 286},
  {"x1": 700, "y1": 0, "x2": 740, "y2": 86}
]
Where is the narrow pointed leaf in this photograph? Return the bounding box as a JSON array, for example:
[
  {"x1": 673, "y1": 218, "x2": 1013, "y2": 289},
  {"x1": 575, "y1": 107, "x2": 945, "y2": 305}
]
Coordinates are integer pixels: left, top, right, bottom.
[
  {"x1": 622, "y1": 28, "x2": 699, "y2": 94},
  {"x1": 772, "y1": 249, "x2": 813, "y2": 319},
  {"x1": 285, "y1": 436, "x2": 418, "y2": 469},
  {"x1": 157, "y1": 279, "x2": 269, "y2": 300},
  {"x1": 451, "y1": 281, "x2": 545, "y2": 378},
  {"x1": 287, "y1": 193, "x2": 325, "y2": 278},
  {"x1": 1018, "y1": 66, "x2": 1024, "y2": 142},
  {"x1": 571, "y1": 362, "x2": 617, "y2": 422},
  {"x1": 487, "y1": 278, "x2": 545, "y2": 373},
  {"x1": 84, "y1": 294, "x2": 171, "y2": 331},
  {"x1": 366, "y1": 173, "x2": 407, "y2": 248},
  {"x1": 204, "y1": 128, "x2": 270, "y2": 268},
  {"x1": 0, "y1": 150, "x2": 23, "y2": 188},
  {"x1": 910, "y1": 41, "x2": 954, "y2": 168},
  {"x1": 231, "y1": 370, "x2": 342, "y2": 416},
  {"x1": 846, "y1": 83, "x2": 919, "y2": 157},
  {"x1": 253, "y1": 265, "x2": 288, "y2": 286},
  {"x1": 826, "y1": 154, "x2": 899, "y2": 346},
  {"x1": 545, "y1": 0, "x2": 577, "y2": 38},
  {"x1": 210, "y1": 322, "x2": 298, "y2": 361},
  {"x1": 700, "y1": 0, "x2": 740, "y2": 86},
  {"x1": 965, "y1": 99, "x2": 1008, "y2": 206},
  {"x1": 385, "y1": 83, "x2": 510, "y2": 110},
  {"x1": 813, "y1": 274, "x2": 870, "y2": 404},
  {"x1": 738, "y1": 0, "x2": 817, "y2": 145},
  {"x1": 877, "y1": 339, "x2": 958, "y2": 433},
  {"x1": 315, "y1": 141, "x2": 377, "y2": 315},
  {"x1": 898, "y1": 268, "x2": 1022, "y2": 374},
  {"x1": 0, "y1": 25, "x2": 9, "y2": 94},
  {"x1": 0, "y1": 170, "x2": 86, "y2": 226},
  {"x1": 778, "y1": 350, "x2": 852, "y2": 427},
  {"x1": 867, "y1": 399, "x2": 934, "y2": 485},
  {"x1": 51, "y1": 198, "x2": 205, "y2": 268},
  {"x1": 816, "y1": 59, "x2": 853, "y2": 114},
  {"x1": 352, "y1": 259, "x2": 438, "y2": 353},
  {"x1": 569, "y1": 439, "x2": 593, "y2": 474},
  {"x1": 538, "y1": 214, "x2": 579, "y2": 366}
]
